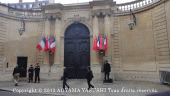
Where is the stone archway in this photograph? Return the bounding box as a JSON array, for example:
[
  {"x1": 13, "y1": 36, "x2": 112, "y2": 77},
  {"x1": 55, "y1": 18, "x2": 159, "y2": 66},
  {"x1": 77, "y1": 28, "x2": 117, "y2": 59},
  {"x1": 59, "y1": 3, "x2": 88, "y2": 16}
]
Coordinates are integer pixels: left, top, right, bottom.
[{"x1": 64, "y1": 23, "x2": 90, "y2": 79}]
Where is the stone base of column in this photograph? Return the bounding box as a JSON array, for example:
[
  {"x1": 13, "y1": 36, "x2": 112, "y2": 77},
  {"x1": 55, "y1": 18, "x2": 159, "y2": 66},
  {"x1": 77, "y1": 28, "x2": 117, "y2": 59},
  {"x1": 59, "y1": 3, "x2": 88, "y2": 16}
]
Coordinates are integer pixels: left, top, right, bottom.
[
  {"x1": 48, "y1": 74, "x2": 62, "y2": 80},
  {"x1": 91, "y1": 63, "x2": 102, "y2": 81},
  {"x1": 40, "y1": 63, "x2": 63, "y2": 81},
  {"x1": 110, "y1": 65, "x2": 115, "y2": 80},
  {"x1": 92, "y1": 73, "x2": 102, "y2": 81},
  {"x1": 48, "y1": 63, "x2": 63, "y2": 80},
  {"x1": 40, "y1": 64, "x2": 50, "y2": 81}
]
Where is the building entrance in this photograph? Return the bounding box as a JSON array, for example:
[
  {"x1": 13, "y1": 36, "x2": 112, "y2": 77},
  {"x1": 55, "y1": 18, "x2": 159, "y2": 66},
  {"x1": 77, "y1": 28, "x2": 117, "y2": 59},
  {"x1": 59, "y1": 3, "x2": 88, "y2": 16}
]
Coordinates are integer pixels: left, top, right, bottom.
[
  {"x1": 17, "y1": 57, "x2": 27, "y2": 77},
  {"x1": 64, "y1": 23, "x2": 90, "y2": 79}
]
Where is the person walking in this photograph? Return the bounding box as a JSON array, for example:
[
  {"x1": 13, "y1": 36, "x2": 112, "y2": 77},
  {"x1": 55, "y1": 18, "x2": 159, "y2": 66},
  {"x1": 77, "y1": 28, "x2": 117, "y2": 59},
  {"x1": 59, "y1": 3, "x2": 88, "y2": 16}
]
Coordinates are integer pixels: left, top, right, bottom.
[
  {"x1": 34, "y1": 63, "x2": 40, "y2": 83},
  {"x1": 12, "y1": 65, "x2": 20, "y2": 86},
  {"x1": 63, "y1": 67, "x2": 69, "y2": 91},
  {"x1": 104, "y1": 60, "x2": 111, "y2": 82},
  {"x1": 85, "y1": 66, "x2": 94, "y2": 90},
  {"x1": 28, "y1": 65, "x2": 34, "y2": 83}
]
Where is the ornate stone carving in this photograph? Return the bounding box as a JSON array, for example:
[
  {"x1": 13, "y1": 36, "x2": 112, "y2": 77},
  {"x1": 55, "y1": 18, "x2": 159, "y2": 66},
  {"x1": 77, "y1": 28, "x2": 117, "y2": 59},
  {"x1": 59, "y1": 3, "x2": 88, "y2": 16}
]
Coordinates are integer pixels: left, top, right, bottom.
[
  {"x1": 102, "y1": 9, "x2": 112, "y2": 17},
  {"x1": 91, "y1": 9, "x2": 113, "y2": 17},
  {"x1": 64, "y1": 15, "x2": 89, "y2": 24},
  {"x1": 91, "y1": 10, "x2": 100, "y2": 17},
  {"x1": 44, "y1": 12, "x2": 61, "y2": 20}
]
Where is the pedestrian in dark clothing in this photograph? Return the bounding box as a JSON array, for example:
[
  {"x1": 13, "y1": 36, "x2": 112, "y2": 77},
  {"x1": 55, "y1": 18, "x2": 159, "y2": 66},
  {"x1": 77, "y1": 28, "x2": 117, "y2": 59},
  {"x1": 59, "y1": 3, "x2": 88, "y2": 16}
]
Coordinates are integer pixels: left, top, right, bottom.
[
  {"x1": 85, "y1": 66, "x2": 94, "y2": 90},
  {"x1": 12, "y1": 65, "x2": 20, "y2": 86},
  {"x1": 34, "y1": 63, "x2": 40, "y2": 83},
  {"x1": 28, "y1": 65, "x2": 34, "y2": 83},
  {"x1": 63, "y1": 67, "x2": 69, "y2": 91},
  {"x1": 104, "y1": 60, "x2": 111, "y2": 82}
]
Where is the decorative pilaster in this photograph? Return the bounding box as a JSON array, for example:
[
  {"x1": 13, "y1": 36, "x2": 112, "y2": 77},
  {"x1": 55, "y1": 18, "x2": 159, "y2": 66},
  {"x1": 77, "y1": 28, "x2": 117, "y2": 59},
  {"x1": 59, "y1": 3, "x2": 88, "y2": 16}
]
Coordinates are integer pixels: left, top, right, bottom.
[
  {"x1": 54, "y1": 16, "x2": 61, "y2": 65},
  {"x1": 103, "y1": 12, "x2": 111, "y2": 56},
  {"x1": 40, "y1": 17, "x2": 51, "y2": 80},
  {"x1": 43, "y1": 18, "x2": 50, "y2": 65},
  {"x1": 91, "y1": 11, "x2": 102, "y2": 80},
  {"x1": 50, "y1": 15, "x2": 62, "y2": 80},
  {"x1": 92, "y1": 12, "x2": 100, "y2": 66},
  {"x1": 103, "y1": 10, "x2": 114, "y2": 80}
]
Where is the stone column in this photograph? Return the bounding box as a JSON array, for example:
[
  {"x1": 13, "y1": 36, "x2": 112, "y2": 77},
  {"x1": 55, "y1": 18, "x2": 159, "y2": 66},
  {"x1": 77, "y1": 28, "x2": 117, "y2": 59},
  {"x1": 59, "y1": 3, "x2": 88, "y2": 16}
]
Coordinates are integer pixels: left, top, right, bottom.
[
  {"x1": 91, "y1": 13, "x2": 101, "y2": 81},
  {"x1": 54, "y1": 18, "x2": 61, "y2": 65},
  {"x1": 104, "y1": 13, "x2": 111, "y2": 56},
  {"x1": 92, "y1": 15, "x2": 100, "y2": 64},
  {"x1": 50, "y1": 16, "x2": 62, "y2": 80},
  {"x1": 104, "y1": 12, "x2": 114, "y2": 80},
  {"x1": 43, "y1": 18, "x2": 50, "y2": 65},
  {"x1": 41, "y1": 18, "x2": 50, "y2": 80}
]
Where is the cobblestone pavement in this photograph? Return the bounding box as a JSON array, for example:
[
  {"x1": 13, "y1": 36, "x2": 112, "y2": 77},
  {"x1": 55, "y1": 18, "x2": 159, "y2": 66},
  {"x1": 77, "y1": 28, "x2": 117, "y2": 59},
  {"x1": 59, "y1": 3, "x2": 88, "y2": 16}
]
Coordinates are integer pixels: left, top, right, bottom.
[{"x1": 0, "y1": 79, "x2": 170, "y2": 96}]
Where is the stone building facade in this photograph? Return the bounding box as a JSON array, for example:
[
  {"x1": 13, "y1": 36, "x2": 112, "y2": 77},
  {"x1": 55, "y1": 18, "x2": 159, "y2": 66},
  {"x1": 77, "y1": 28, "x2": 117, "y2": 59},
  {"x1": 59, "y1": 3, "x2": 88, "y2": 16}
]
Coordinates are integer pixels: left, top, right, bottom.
[{"x1": 0, "y1": 0, "x2": 170, "y2": 82}]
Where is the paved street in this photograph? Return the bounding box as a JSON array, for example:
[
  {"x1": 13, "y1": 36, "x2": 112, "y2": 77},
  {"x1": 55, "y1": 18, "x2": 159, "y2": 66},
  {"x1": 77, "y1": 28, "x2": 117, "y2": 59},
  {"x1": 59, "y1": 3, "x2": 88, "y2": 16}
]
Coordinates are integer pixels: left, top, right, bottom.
[{"x1": 0, "y1": 79, "x2": 170, "y2": 96}]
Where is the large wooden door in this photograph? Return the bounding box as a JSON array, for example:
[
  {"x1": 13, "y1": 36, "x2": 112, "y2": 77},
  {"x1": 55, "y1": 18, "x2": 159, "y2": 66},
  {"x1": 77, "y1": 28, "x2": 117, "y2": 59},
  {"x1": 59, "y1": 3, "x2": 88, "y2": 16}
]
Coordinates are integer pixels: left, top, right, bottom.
[{"x1": 64, "y1": 23, "x2": 90, "y2": 79}]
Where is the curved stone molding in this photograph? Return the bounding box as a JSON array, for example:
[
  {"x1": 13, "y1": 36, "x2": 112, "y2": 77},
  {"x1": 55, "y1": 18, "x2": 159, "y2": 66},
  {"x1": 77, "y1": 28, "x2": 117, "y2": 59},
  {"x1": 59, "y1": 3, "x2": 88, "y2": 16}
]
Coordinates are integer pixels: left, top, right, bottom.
[
  {"x1": 0, "y1": 12, "x2": 44, "y2": 21},
  {"x1": 114, "y1": 0, "x2": 168, "y2": 16},
  {"x1": 4, "y1": 0, "x2": 168, "y2": 18},
  {"x1": 117, "y1": 0, "x2": 160, "y2": 11},
  {"x1": 91, "y1": 10, "x2": 100, "y2": 17},
  {"x1": 8, "y1": 8, "x2": 43, "y2": 18}
]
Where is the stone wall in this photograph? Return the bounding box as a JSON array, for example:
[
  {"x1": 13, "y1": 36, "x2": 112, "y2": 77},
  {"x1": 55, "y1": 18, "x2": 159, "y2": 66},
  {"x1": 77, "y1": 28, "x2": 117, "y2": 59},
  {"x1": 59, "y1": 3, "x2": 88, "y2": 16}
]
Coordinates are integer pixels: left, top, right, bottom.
[
  {"x1": 0, "y1": 0, "x2": 169, "y2": 82},
  {"x1": 114, "y1": 0, "x2": 170, "y2": 82},
  {"x1": 0, "y1": 10, "x2": 44, "y2": 81}
]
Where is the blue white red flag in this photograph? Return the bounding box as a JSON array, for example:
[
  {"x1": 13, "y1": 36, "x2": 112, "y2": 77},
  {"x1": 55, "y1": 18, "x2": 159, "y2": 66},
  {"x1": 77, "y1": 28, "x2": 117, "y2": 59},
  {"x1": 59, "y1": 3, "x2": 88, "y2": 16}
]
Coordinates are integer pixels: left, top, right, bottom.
[
  {"x1": 36, "y1": 37, "x2": 46, "y2": 52},
  {"x1": 50, "y1": 38, "x2": 56, "y2": 53},
  {"x1": 96, "y1": 35, "x2": 100, "y2": 51},
  {"x1": 44, "y1": 36, "x2": 49, "y2": 51},
  {"x1": 48, "y1": 37, "x2": 50, "y2": 49},
  {"x1": 93, "y1": 36, "x2": 97, "y2": 51},
  {"x1": 50, "y1": 36, "x2": 53, "y2": 48},
  {"x1": 103, "y1": 35, "x2": 108, "y2": 52},
  {"x1": 99, "y1": 35, "x2": 103, "y2": 50}
]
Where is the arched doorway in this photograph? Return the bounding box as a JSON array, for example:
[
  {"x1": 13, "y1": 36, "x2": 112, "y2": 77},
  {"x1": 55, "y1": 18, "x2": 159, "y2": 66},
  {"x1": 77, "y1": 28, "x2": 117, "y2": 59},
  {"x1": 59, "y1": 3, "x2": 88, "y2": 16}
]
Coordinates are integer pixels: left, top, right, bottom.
[{"x1": 64, "y1": 23, "x2": 90, "y2": 79}]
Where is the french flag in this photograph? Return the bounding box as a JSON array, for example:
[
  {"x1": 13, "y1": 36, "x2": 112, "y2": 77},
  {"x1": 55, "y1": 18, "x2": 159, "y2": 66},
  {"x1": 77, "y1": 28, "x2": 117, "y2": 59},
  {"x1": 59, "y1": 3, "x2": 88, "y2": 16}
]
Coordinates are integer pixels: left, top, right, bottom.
[
  {"x1": 44, "y1": 36, "x2": 49, "y2": 51},
  {"x1": 103, "y1": 35, "x2": 108, "y2": 52},
  {"x1": 50, "y1": 36, "x2": 53, "y2": 48},
  {"x1": 99, "y1": 35, "x2": 103, "y2": 50},
  {"x1": 48, "y1": 37, "x2": 50, "y2": 49},
  {"x1": 96, "y1": 35, "x2": 100, "y2": 51},
  {"x1": 93, "y1": 36, "x2": 97, "y2": 51},
  {"x1": 50, "y1": 38, "x2": 56, "y2": 53},
  {"x1": 36, "y1": 37, "x2": 46, "y2": 52}
]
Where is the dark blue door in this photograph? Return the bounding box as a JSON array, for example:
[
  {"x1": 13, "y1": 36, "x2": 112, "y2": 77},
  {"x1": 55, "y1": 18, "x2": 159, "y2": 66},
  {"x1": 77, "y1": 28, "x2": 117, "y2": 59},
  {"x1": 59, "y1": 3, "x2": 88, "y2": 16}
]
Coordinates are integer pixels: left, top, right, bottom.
[
  {"x1": 64, "y1": 23, "x2": 90, "y2": 79},
  {"x1": 17, "y1": 57, "x2": 27, "y2": 77}
]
